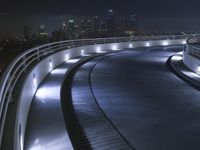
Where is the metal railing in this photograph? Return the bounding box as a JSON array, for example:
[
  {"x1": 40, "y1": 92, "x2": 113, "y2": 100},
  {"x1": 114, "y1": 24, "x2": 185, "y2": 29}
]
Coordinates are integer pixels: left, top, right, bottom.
[
  {"x1": 187, "y1": 36, "x2": 200, "y2": 59},
  {"x1": 187, "y1": 35, "x2": 200, "y2": 44},
  {"x1": 0, "y1": 34, "x2": 196, "y2": 146}
]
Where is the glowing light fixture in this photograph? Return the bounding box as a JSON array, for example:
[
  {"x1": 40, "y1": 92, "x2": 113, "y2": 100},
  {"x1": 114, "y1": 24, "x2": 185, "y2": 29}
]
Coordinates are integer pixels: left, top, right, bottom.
[
  {"x1": 129, "y1": 44, "x2": 133, "y2": 48},
  {"x1": 19, "y1": 125, "x2": 23, "y2": 150},
  {"x1": 33, "y1": 73, "x2": 37, "y2": 88},
  {"x1": 163, "y1": 41, "x2": 169, "y2": 46},
  {"x1": 81, "y1": 49, "x2": 85, "y2": 55},
  {"x1": 67, "y1": 58, "x2": 80, "y2": 64},
  {"x1": 182, "y1": 40, "x2": 187, "y2": 44},
  {"x1": 20, "y1": 133, "x2": 23, "y2": 150},
  {"x1": 197, "y1": 66, "x2": 200, "y2": 72},
  {"x1": 112, "y1": 45, "x2": 117, "y2": 50},
  {"x1": 146, "y1": 42, "x2": 150, "y2": 47},
  {"x1": 49, "y1": 60, "x2": 53, "y2": 69},
  {"x1": 65, "y1": 53, "x2": 69, "y2": 61},
  {"x1": 96, "y1": 46, "x2": 101, "y2": 53},
  {"x1": 51, "y1": 68, "x2": 66, "y2": 75},
  {"x1": 173, "y1": 55, "x2": 182, "y2": 61}
]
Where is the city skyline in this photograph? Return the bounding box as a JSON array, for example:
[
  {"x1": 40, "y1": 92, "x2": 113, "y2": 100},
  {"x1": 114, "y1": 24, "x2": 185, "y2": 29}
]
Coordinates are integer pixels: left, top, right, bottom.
[{"x1": 1, "y1": 13, "x2": 200, "y2": 38}]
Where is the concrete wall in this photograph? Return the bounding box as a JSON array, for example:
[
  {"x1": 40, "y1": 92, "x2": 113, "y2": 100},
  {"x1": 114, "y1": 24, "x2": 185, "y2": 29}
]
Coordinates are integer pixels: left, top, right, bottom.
[
  {"x1": 183, "y1": 44, "x2": 200, "y2": 75},
  {"x1": 15, "y1": 39, "x2": 186, "y2": 150}
]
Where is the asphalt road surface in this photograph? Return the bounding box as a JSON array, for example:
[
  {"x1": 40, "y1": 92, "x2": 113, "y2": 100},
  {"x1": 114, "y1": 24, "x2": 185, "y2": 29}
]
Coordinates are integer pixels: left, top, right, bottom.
[{"x1": 89, "y1": 46, "x2": 200, "y2": 150}]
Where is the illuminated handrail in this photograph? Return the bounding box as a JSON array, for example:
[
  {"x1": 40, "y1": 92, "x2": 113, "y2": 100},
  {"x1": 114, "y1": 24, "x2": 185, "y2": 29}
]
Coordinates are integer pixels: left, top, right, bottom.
[
  {"x1": 186, "y1": 36, "x2": 200, "y2": 59},
  {"x1": 0, "y1": 34, "x2": 196, "y2": 146},
  {"x1": 187, "y1": 35, "x2": 200, "y2": 44}
]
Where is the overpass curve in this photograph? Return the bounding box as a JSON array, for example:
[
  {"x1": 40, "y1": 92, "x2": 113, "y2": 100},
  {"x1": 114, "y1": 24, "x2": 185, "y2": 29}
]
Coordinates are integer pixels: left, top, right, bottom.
[
  {"x1": 67, "y1": 46, "x2": 200, "y2": 150},
  {"x1": 0, "y1": 35, "x2": 196, "y2": 150}
]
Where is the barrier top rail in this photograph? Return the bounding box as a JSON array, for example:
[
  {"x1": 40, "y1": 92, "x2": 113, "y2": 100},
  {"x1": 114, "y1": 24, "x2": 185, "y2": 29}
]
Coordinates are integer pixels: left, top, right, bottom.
[
  {"x1": 0, "y1": 34, "x2": 196, "y2": 146},
  {"x1": 187, "y1": 35, "x2": 200, "y2": 44}
]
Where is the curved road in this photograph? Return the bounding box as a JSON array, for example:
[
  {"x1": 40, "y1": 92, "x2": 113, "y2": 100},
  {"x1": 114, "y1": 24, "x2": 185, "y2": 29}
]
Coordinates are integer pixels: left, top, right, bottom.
[{"x1": 87, "y1": 47, "x2": 200, "y2": 150}]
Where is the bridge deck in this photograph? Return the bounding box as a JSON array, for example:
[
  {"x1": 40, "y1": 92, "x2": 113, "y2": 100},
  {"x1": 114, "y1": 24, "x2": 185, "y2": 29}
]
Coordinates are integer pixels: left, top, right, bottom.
[
  {"x1": 24, "y1": 60, "x2": 81, "y2": 150},
  {"x1": 90, "y1": 47, "x2": 200, "y2": 150}
]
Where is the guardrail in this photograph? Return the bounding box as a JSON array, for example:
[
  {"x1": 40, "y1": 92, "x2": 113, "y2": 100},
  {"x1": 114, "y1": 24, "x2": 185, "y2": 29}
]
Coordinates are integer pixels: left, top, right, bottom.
[
  {"x1": 187, "y1": 35, "x2": 200, "y2": 44},
  {"x1": 0, "y1": 34, "x2": 196, "y2": 147},
  {"x1": 186, "y1": 36, "x2": 200, "y2": 59}
]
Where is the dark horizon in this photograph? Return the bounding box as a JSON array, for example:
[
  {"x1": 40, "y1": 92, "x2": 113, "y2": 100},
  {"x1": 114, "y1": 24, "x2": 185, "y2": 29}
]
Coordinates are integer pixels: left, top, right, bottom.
[{"x1": 0, "y1": 0, "x2": 200, "y2": 17}]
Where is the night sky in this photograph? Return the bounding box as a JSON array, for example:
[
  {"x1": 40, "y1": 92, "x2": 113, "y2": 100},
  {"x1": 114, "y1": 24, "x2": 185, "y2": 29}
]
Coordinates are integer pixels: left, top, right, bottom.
[
  {"x1": 0, "y1": 0, "x2": 200, "y2": 36},
  {"x1": 0, "y1": 0, "x2": 200, "y2": 16}
]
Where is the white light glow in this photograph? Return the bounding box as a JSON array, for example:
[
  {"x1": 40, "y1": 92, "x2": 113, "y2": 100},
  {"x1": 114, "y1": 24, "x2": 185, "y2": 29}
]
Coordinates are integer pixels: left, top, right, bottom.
[
  {"x1": 163, "y1": 41, "x2": 169, "y2": 46},
  {"x1": 51, "y1": 68, "x2": 67, "y2": 75},
  {"x1": 36, "y1": 86, "x2": 60, "y2": 101},
  {"x1": 67, "y1": 58, "x2": 80, "y2": 64},
  {"x1": 145, "y1": 42, "x2": 150, "y2": 47},
  {"x1": 20, "y1": 133, "x2": 23, "y2": 150},
  {"x1": 96, "y1": 46, "x2": 101, "y2": 53},
  {"x1": 29, "y1": 134, "x2": 72, "y2": 150},
  {"x1": 65, "y1": 53, "x2": 69, "y2": 61},
  {"x1": 112, "y1": 45, "x2": 117, "y2": 50},
  {"x1": 177, "y1": 51, "x2": 183, "y2": 55},
  {"x1": 172, "y1": 55, "x2": 182, "y2": 61},
  {"x1": 129, "y1": 44, "x2": 133, "y2": 48},
  {"x1": 197, "y1": 66, "x2": 200, "y2": 72},
  {"x1": 182, "y1": 70, "x2": 200, "y2": 79},
  {"x1": 33, "y1": 74, "x2": 37, "y2": 88},
  {"x1": 182, "y1": 40, "x2": 187, "y2": 44},
  {"x1": 81, "y1": 49, "x2": 85, "y2": 56},
  {"x1": 49, "y1": 60, "x2": 53, "y2": 70}
]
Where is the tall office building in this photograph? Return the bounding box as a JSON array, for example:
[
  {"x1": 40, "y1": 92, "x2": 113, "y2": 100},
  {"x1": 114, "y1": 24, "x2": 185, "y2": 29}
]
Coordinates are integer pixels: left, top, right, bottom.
[
  {"x1": 106, "y1": 9, "x2": 115, "y2": 33},
  {"x1": 80, "y1": 19, "x2": 93, "y2": 38},
  {"x1": 129, "y1": 15, "x2": 138, "y2": 35},
  {"x1": 94, "y1": 16, "x2": 100, "y2": 33},
  {"x1": 61, "y1": 21, "x2": 68, "y2": 40},
  {"x1": 68, "y1": 20, "x2": 75, "y2": 39}
]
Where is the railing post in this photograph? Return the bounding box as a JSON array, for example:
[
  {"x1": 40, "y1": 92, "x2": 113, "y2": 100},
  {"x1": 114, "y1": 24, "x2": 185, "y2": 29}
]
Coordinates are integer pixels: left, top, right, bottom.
[
  {"x1": 115, "y1": 38, "x2": 117, "y2": 43},
  {"x1": 49, "y1": 45, "x2": 51, "y2": 53},
  {"x1": 71, "y1": 40, "x2": 74, "y2": 48},
  {"x1": 82, "y1": 40, "x2": 84, "y2": 46}
]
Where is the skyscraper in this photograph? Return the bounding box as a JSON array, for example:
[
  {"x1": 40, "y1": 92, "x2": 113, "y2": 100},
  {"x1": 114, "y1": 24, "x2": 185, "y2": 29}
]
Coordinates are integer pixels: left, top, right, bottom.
[
  {"x1": 94, "y1": 16, "x2": 100, "y2": 33},
  {"x1": 106, "y1": 9, "x2": 115, "y2": 35},
  {"x1": 129, "y1": 15, "x2": 138, "y2": 35},
  {"x1": 68, "y1": 20, "x2": 75, "y2": 39},
  {"x1": 80, "y1": 20, "x2": 93, "y2": 38}
]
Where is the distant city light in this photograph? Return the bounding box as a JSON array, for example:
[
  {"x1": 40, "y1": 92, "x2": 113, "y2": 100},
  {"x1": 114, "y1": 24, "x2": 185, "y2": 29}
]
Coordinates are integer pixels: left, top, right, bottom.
[
  {"x1": 69, "y1": 20, "x2": 74, "y2": 23},
  {"x1": 108, "y1": 9, "x2": 113, "y2": 13}
]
